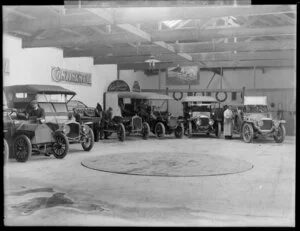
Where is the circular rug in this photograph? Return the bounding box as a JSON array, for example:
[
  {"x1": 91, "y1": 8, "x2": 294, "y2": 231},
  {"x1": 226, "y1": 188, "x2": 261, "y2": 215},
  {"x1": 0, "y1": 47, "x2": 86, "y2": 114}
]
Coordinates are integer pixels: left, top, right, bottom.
[{"x1": 81, "y1": 152, "x2": 253, "y2": 177}]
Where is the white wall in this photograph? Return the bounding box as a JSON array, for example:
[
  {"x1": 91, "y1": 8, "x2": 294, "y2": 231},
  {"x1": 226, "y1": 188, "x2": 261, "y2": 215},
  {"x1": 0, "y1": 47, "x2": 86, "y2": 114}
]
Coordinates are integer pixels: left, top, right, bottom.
[{"x1": 3, "y1": 34, "x2": 117, "y2": 108}]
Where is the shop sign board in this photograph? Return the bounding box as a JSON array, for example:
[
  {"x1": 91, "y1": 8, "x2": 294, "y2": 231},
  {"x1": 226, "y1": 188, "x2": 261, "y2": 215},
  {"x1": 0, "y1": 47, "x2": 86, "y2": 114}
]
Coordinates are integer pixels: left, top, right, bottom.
[{"x1": 51, "y1": 67, "x2": 92, "y2": 86}]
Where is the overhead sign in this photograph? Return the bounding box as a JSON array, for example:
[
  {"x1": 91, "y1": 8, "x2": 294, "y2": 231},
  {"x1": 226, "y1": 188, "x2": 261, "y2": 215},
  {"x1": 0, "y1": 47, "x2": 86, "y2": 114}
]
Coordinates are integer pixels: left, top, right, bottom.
[
  {"x1": 166, "y1": 66, "x2": 200, "y2": 85},
  {"x1": 132, "y1": 81, "x2": 141, "y2": 92},
  {"x1": 51, "y1": 67, "x2": 92, "y2": 86},
  {"x1": 107, "y1": 80, "x2": 130, "y2": 92}
]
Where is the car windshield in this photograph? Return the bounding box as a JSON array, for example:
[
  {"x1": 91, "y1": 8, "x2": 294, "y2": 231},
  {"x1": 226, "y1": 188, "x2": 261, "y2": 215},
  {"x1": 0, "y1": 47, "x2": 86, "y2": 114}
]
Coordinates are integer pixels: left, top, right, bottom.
[
  {"x1": 39, "y1": 102, "x2": 55, "y2": 113},
  {"x1": 148, "y1": 100, "x2": 167, "y2": 112},
  {"x1": 243, "y1": 105, "x2": 269, "y2": 113},
  {"x1": 53, "y1": 103, "x2": 68, "y2": 113},
  {"x1": 187, "y1": 103, "x2": 212, "y2": 112},
  {"x1": 36, "y1": 93, "x2": 72, "y2": 103}
]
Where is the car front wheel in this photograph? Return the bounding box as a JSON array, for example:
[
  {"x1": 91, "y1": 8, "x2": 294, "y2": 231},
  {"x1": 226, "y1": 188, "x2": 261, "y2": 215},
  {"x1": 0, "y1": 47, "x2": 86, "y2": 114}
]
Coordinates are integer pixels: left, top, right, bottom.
[
  {"x1": 274, "y1": 124, "x2": 286, "y2": 143},
  {"x1": 142, "y1": 122, "x2": 150, "y2": 140},
  {"x1": 155, "y1": 122, "x2": 165, "y2": 138},
  {"x1": 82, "y1": 129, "x2": 95, "y2": 151},
  {"x1": 117, "y1": 123, "x2": 126, "y2": 142},
  {"x1": 52, "y1": 132, "x2": 69, "y2": 159},
  {"x1": 13, "y1": 134, "x2": 32, "y2": 163},
  {"x1": 242, "y1": 123, "x2": 254, "y2": 143},
  {"x1": 187, "y1": 121, "x2": 193, "y2": 138}
]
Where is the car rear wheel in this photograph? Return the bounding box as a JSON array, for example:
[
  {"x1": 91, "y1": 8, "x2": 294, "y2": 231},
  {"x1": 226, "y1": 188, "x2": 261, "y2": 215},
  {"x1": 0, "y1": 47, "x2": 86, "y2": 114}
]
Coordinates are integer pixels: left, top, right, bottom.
[
  {"x1": 4, "y1": 139, "x2": 9, "y2": 164},
  {"x1": 174, "y1": 123, "x2": 184, "y2": 139},
  {"x1": 242, "y1": 123, "x2": 254, "y2": 143},
  {"x1": 215, "y1": 122, "x2": 221, "y2": 138},
  {"x1": 52, "y1": 132, "x2": 69, "y2": 159},
  {"x1": 274, "y1": 124, "x2": 286, "y2": 143},
  {"x1": 187, "y1": 121, "x2": 192, "y2": 138},
  {"x1": 13, "y1": 135, "x2": 32, "y2": 163},
  {"x1": 142, "y1": 122, "x2": 150, "y2": 140},
  {"x1": 155, "y1": 122, "x2": 165, "y2": 138},
  {"x1": 117, "y1": 123, "x2": 126, "y2": 142},
  {"x1": 82, "y1": 129, "x2": 95, "y2": 151}
]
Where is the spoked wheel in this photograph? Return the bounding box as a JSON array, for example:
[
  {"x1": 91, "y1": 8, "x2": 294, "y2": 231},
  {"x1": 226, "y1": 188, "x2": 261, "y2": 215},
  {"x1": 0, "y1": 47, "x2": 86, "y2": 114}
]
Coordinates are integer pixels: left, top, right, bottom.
[
  {"x1": 117, "y1": 123, "x2": 126, "y2": 142},
  {"x1": 242, "y1": 123, "x2": 254, "y2": 143},
  {"x1": 52, "y1": 132, "x2": 69, "y2": 159},
  {"x1": 174, "y1": 123, "x2": 184, "y2": 139},
  {"x1": 142, "y1": 122, "x2": 150, "y2": 140},
  {"x1": 81, "y1": 128, "x2": 95, "y2": 151},
  {"x1": 274, "y1": 124, "x2": 286, "y2": 143},
  {"x1": 155, "y1": 122, "x2": 165, "y2": 138},
  {"x1": 4, "y1": 139, "x2": 9, "y2": 164},
  {"x1": 187, "y1": 121, "x2": 193, "y2": 138},
  {"x1": 13, "y1": 135, "x2": 32, "y2": 163},
  {"x1": 215, "y1": 122, "x2": 221, "y2": 138}
]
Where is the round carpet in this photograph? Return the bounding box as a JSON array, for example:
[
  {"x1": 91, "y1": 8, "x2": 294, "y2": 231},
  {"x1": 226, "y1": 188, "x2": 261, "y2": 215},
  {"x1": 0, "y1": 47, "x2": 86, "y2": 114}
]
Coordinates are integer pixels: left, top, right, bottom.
[{"x1": 81, "y1": 152, "x2": 253, "y2": 177}]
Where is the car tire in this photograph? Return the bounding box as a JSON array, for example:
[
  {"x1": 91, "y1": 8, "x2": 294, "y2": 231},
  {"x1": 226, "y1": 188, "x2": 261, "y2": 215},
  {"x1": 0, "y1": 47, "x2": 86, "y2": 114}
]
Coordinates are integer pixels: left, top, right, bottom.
[
  {"x1": 118, "y1": 123, "x2": 126, "y2": 142},
  {"x1": 4, "y1": 139, "x2": 9, "y2": 164},
  {"x1": 274, "y1": 124, "x2": 286, "y2": 143},
  {"x1": 94, "y1": 128, "x2": 100, "y2": 142},
  {"x1": 52, "y1": 132, "x2": 69, "y2": 159},
  {"x1": 174, "y1": 123, "x2": 184, "y2": 139},
  {"x1": 187, "y1": 121, "x2": 192, "y2": 138},
  {"x1": 242, "y1": 123, "x2": 254, "y2": 143},
  {"x1": 215, "y1": 122, "x2": 221, "y2": 138},
  {"x1": 13, "y1": 134, "x2": 32, "y2": 163},
  {"x1": 142, "y1": 122, "x2": 150, "y2": 140},
  {"x1": 82, "y1": 128, "x2": 95, "y2": 151},
  {"x1": 155, "y1": 122, "x2": 165, "y2": 138}
]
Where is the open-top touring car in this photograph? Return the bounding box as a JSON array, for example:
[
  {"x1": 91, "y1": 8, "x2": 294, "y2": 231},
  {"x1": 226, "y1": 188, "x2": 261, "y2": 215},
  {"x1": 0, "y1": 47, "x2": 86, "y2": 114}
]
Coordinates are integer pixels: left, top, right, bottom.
[
  {"x1": 182, "y1": 96, "x2": 222, "y2": 138},
  {"x1": 228, "y1": 96, "x2": 286, "y2": 143},
  {"x1": 4, "y1": 84, "x2": 95, "y2": 153}
]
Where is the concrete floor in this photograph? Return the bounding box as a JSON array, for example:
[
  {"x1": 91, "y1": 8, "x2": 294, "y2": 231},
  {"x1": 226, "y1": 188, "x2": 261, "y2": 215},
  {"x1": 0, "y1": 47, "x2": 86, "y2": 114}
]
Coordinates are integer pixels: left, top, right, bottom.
[{"x1": 4, "y1": 134, "x2": 295, "y2": 226}]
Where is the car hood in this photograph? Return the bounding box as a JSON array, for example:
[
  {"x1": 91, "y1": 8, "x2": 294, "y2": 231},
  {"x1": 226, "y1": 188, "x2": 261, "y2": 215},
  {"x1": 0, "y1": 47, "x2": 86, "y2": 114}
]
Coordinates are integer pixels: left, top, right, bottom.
[{"x1": 191, "y1": 112, "x2": 210, "y2": 119}]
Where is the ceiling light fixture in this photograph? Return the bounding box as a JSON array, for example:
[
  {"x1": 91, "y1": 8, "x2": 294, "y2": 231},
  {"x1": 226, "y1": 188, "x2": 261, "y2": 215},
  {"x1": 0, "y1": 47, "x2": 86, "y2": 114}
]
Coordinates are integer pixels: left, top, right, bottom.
[{"x1": 144, "y1": 56, "x2": 161, "y2": 69}]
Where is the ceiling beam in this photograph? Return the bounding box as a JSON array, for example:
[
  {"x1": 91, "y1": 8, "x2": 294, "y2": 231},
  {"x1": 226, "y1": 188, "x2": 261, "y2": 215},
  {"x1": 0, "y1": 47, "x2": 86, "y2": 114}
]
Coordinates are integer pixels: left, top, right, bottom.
[
  {"x1": 22, "y1": 25, "x2": 296, "y2": 48},
  {"x1": 3, "y1": 7, "x2": 37, "y2": 20},
  {"x1": 4, "y1": 5, "x2": 295, "y2": 32},
  {"x1": 275, "y1": 13, "x2": 296, "y2": 24},
  {"x1": 116, "y1": 59, "x2": 295, "y2": 70}
]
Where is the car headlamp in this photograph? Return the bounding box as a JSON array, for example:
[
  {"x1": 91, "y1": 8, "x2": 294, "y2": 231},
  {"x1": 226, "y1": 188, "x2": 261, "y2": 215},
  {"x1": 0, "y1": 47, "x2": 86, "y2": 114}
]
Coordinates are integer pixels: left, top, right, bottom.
[
  {"x1": 82, "y1": 125, "x2": 87, "y2": 133},
  {"x1": 63, "y1": 125, "x2": 70, "y2": 135},
  {"x1": 273, "y1": 120, "x2": 280, "y2": 127},
  {"x1": 209, "y1": 119, "x2": 214, "y2": 126},
  {"x1": 196, "y1": 118, "x2": 201, "y2": 126},
  {"x1": 257, "y1": 120, "x2": 263, "y2": 127}
]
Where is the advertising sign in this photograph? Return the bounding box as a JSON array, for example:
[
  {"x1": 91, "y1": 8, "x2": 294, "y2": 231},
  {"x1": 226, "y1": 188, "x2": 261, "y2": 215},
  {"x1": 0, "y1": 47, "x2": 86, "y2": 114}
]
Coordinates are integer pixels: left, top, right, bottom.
[
  {"x1": 166, "y1": 66, "x2": 200, "y2": 85},
  {"x1": 51, "y1": 67, "x2": 92, "y2": 86}
]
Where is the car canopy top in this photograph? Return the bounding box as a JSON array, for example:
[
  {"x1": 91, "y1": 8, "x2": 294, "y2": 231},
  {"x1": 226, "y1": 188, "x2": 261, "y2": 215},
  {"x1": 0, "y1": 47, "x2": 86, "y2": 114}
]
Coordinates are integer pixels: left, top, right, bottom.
[
  {"x1": 118, "y1": 92, "x2": 173, "y2": 100},
  {"x1": 4, "y1": 84, "x2": 76, "y2": 95},
  {"x1": 182, "y1": 96, "x2": 218, "y2": 103}
]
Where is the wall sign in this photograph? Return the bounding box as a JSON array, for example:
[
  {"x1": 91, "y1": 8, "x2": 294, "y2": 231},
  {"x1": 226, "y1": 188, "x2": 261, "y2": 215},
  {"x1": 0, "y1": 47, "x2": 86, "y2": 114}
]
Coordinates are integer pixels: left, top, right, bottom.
[
  {"x1": 107, "y1": 80, "x2": 130, "y2": 92},
  {"x1": 166, "y1": 66, "x2": 200, "y2": 85},
  {"x1": 132, "y1": 81, "x2": 141, "y2": 92},
  {"x1": 51, "y1": 67, "x2": 92, "y2": 86},
  {"x1": 3, "y1": 58, "x2": 9, "y2": 75}
]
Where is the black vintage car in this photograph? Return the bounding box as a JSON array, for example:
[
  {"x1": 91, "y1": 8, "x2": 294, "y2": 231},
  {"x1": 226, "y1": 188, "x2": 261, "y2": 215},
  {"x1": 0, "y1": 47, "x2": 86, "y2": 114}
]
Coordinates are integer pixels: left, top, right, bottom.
[
  {"x1": 182, "y1": 96, "x2": 222, "y2": 138},
  {"x1": 4, "y1": 84, "x2": 95, "y2": 153},
  {"x1": 67, "y1": 100, "x2": 102, "y2": 142},
  {"x1": 134, "y1": 92, "x2": 184, "y2": 138}
]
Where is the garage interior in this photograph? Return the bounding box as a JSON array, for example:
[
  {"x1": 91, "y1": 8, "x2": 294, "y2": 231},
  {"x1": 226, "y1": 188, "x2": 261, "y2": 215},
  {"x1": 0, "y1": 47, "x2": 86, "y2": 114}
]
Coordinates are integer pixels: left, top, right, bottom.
[{"x1": 3, "y1": 1, "x2": 296, "y2": 226}]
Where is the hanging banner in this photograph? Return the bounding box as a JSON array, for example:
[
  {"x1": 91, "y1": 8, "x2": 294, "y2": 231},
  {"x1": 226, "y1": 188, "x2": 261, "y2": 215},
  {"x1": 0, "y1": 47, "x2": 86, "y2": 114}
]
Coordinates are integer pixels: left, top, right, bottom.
[
  {"x1": 51, "y1": 67, "x2": 92, "y2": 86},
  {"x1": 166, "y1": 66, "x2": 200, "y2": 85},
  {"x1": 107, "y1": 80, "x2": 130, "y2": 92},
  {"x1": 132, "y1": 81, "x2": 141, "y2": 92}
]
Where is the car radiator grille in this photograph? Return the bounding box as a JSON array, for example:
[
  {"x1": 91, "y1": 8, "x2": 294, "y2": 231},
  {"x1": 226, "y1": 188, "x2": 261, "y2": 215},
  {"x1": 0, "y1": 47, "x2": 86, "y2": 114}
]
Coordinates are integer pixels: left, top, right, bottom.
[
  {"x1": 200, "y1": 118, "x2": 209, "y2": 126},
  {"x1": 67, "y1": 123, "x2": 80, "y2": 138},
  {"x1": 260, "y1": 120, "x2": 273, "y2": 130},
  {"x1": 132, "y1": 117, "x2": 142, "y2": 130},
  {"x1": 168, "y1": 117, "x2": 177, "y2": 127}
]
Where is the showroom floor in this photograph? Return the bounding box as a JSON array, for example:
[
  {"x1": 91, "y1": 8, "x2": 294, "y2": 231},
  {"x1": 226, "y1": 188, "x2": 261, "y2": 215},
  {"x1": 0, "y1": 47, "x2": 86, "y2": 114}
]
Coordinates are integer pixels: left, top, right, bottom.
[{"x1": 4, "y1": 134, "x2": 295, "y2": 226}]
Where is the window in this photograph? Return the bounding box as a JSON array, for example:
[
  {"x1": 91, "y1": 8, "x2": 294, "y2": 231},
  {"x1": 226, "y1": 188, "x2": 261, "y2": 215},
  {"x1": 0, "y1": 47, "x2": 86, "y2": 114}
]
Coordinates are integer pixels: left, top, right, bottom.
[
  {"x1": 232, "y1": 92, "x2": 237, "y2": 101},
  {"x1": 15, "y1": 93, "x2": 27, "y2": 98}
]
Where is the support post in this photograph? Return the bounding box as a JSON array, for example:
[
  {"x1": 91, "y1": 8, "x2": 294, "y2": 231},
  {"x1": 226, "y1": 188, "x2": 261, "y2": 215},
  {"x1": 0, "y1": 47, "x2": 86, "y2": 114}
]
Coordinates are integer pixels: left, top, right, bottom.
[{"x1": 117, "y1": 67, "x2": 120, "y2": 80}]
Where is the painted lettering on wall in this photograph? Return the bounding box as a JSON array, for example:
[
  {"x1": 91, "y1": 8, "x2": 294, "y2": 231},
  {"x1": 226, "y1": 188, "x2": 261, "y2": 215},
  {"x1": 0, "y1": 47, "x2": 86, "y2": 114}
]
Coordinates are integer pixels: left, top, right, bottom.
[{"x1": 51, "y1": 67, "x2": 92, "y2": 86}]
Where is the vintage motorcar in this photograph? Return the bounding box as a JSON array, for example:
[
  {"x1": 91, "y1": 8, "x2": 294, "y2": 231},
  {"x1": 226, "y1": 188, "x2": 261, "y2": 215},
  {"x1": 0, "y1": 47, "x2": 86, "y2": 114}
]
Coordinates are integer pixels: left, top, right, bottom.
[
  {"x1": 67, "y1": 99, "x2": 102, "y2": 142},
  {"x1": 135, "y1": 92, "x2": 185, "y2": 138},
  {"x1": 229, "y1": 96, "x2": 286, "y2": 143},
  {"x1": 3, "y1": 106, "x2": 69, "y2": 162},
  {"x1": 104, "y1": 92, "x2": 150, "y2": 140},
  {"x1": 4, "y1": 84, "x2": 95, "y2": 152},
  {"x1": 182, "y1": 96, "x2": 222, "y2": 138}
]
